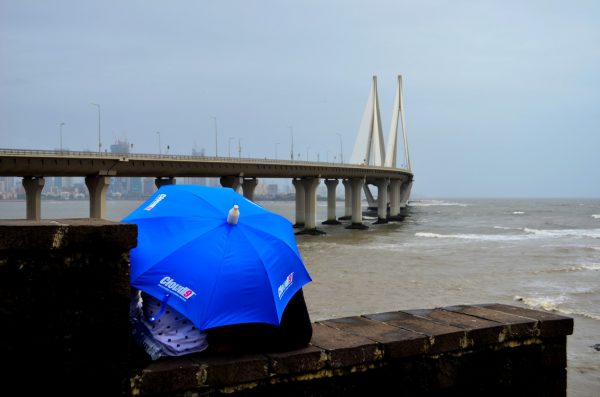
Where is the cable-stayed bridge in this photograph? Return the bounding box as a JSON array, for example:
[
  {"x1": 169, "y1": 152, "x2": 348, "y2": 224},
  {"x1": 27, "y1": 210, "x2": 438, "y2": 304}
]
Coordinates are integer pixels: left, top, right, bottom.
[
  {"x1": 350, "y1": 75, "x2": 412, "y2": 211},
  {"x1": 0, "y1": 76, "x2": 413, "y2": 233}
]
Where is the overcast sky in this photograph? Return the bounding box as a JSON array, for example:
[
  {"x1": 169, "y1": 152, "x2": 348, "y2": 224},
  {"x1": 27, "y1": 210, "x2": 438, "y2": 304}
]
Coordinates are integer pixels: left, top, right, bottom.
[{"x1": 1, "y1": 1, "x2": 599, "y2": 198}]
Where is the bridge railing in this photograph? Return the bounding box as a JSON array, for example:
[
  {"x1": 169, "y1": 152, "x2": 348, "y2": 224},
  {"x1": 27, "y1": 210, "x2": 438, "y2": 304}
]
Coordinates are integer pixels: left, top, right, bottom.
[{"x1": 0, "y1": 148, "x2": 411, "y2": 173}]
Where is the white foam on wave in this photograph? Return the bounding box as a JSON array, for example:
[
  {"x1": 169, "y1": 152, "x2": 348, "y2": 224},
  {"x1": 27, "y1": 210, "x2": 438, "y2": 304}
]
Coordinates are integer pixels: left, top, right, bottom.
[
  {"x1": 408, "y1": 200, "x2": 468, "y2": 207},
  {"x1": 493, "y1": 225, "x2": 519, "y2": 230},
  {"x1": 536, "y1": 263, "x2": 600, "y2": 273},
  {"x1": 523, "y1": 227, "x2": 600, "y2": 239},
  {"x1": 416, "y1": 227, "x2": 600, "y2": 242},
  {"x1": 360, "y1": 243, "x2": 407, "y2": 251},
  {"x1": 514, "y1": 295, "x2": 600, "y2": 321},
  {"x1": 592, "y1": 214, "x2": 600, "y2": 219},
  {"x1": 512, "y1": 211, "x2": 525, "y2": 215},
  {"x1": 415, "y1": 232, "x2": 526, "y2": 241},
  {"x1": 580, "y1": 263, "x2": 600, "y2": 271},
  {"x1": 514, "y1": 295, "x2": 564, "y2": 311},
  {"x1": 553, "y1": 308, "x2": 600, "y2": 321}
]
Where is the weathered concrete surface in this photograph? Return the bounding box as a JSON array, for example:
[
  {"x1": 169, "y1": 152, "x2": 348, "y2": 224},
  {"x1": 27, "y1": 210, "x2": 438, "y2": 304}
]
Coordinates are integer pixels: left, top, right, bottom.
[
  {"x1": 0, "y1": 219, "x2": 137, "y2": 397},
  {"x1": 132, "y1": 304, "x2": 573, "y2": 397}
]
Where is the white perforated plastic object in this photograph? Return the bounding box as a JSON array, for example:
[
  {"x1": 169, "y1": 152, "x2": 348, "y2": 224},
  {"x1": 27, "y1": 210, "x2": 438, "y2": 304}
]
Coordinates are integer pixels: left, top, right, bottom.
[{"x1": 227, "y1": 204, "x2": 240, "y2": 225}]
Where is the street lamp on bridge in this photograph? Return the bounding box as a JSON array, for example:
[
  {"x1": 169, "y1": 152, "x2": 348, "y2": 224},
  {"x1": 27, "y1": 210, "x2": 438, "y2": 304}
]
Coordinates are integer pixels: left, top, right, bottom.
[
  {"x1": 156, "y1": 131, "x2": 161, "y2": 155},
  {"x1": 336, "y1": 133, "x2": 344, "y2": 164},
  {"x1": 275, "y1": 142, "x2": 280, "y2": 159},
  {"x1": 210, "y1": 116, "x2": 218, "y2": 156},
  {"x1": 91, "y1": 103, "x2": 101, "y2": 152},
  {"x1": 289, "y1": 126, "x2": 294, "y2": 161},
  {"x1": 59, "y1": 122, "x2": 65, "y2": 151}
]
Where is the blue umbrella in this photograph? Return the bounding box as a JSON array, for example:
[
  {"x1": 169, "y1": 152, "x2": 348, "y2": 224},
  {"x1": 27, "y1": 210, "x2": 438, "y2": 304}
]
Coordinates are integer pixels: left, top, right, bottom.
[{"x1": 122, "y1": 184, "x2": 312, "y2": 331}]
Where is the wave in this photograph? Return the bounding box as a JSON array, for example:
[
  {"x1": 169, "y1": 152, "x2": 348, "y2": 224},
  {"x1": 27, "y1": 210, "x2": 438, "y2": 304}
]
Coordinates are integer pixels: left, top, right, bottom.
[
  {"x1": 415, "y1": 232, "x2": 526, "y2": 241},
  {"x1": 570, "y1": 263, "x2": 600, "y2": 271},
  {"x1": 523, "y1": 227, "x2": 600, "y2": 239},
  {"x1": 512, "y1": 211, "x2": 525, "y2": 215},
  {"x1": 514, "y1": 295, "x2": 600, "y2": 321},
  {"x1": 408, "y1": 200, "x2": 468, "y2": 207},
  {"x1": 592, "y1": 214, "x2": 600, "y2": 219},
  {"x1": 493, "y1": 225, "x2": 519, "y2": 230},
  {"x1": 416, "y1": 226, "x2": 600, "y2": 242},
  {"x1": 534, "y1": 263, "x2": 600, "y2": 273}
]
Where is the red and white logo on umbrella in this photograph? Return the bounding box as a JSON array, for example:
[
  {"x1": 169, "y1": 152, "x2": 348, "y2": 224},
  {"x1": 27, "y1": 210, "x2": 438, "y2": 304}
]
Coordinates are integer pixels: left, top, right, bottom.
[
  {"x1": 159, "y1": 276, "x2": 196, "y2": 300},
  {"x1": 277, "y1": 272, "x2": 294, "y2": 299}
]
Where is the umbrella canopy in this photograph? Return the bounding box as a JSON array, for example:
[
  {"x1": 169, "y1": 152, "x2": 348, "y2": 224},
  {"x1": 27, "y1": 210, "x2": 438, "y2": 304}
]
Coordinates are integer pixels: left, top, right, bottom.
[{"x1": 122, "y1": 184, "x2": 312, "y2": 331}]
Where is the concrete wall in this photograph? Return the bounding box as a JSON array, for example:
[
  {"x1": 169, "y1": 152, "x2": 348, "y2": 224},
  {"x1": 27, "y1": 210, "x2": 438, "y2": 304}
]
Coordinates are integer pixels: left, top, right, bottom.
[
  {"x1": 0, "y1": 220, "x2": 573, "y2": 396},
  {"x1": 133, "y1": 305, "x2": 572, "y2": 397},
  {"x1": 0, "y1": 219, "x2": 137, "y2": 396}
]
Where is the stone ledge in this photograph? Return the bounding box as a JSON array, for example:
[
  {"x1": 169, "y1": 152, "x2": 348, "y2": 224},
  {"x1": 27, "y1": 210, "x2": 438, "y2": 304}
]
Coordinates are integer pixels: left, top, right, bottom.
[
  {"x1": 474, "y1": 303, "x2": 574, "y2": 337},
  {"x1": 0, "y1": 218, "x2": 138, "y2": 250},
  {"x1": 131, "y1": 303, "x2": 573, "y2": 396}
]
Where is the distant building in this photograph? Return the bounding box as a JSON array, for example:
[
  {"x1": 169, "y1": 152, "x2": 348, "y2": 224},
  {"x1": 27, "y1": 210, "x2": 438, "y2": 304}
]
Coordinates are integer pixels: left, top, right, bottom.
[
  {"x1": 192, "y1": 147, "x2": 205, "y2": 157},
  {"x1": 267, "y1": 184, "x2": 278, "y2": 196},
  {"x1": 53, "y1": 176, "x2": 63, "y2": 190},
  {"x1": 109, "y1": 177, "x2": 129, "y2": 197},
  {"x1": 108, "y1": 140, "x2": 136, "y2": 197},
  {"x1": 182, "y1": 177, "x2": 209, "y2": 186},
  {"x1": 130, "y1": 177, "x2": 142, "y2": 197},
  {"x1": 0, "y1": 176, "x2": 16, "y2": 195},
  {"x1": 110, "y1": 140, "x2": 130, "y2": 154},
  {"x1": 142, "y1": 177, "x2": 156, "y2": 196},
  {"x1": 62, "y1": 177, "x2": 75, "y2": 188}
]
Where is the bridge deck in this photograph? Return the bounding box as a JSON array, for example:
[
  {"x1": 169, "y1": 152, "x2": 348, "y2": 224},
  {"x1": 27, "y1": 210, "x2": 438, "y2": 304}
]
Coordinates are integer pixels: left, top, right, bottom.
[{"x1": 0, "y1": 149, "x2": 412, "y2": 179}]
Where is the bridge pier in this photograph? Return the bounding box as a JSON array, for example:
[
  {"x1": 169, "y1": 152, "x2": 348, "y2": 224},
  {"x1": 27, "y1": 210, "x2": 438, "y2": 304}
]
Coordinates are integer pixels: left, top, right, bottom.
[
  {"x1": 373, "y1": 178, "x2": 389, "y2": 224},
  {"x1": 399, "y1": 180, "x2": 413, "y2": 213},
  {"x1": 345, "y1": 177, "x2": 368, "y2": 229},
  {"x1": 296, "y1": 177, "x2": 324, "y2": 235},
  {"x1": 291, "y1": 178, "x2": 305, "y2": 228},
  {"x1": 22, "y1": 176, "x2": 45, "y2": 221},
  {"x1": 388, "y1": 179, "x2": 402, "y2": 220},
  {"x1": 241, "y1": 178, "x2": 258, "y2": 201},
  {"x1": 154, "y1": 177, "x2": 176, "y2": 189},
  {"x1": 322, "y1": 179, "x2": 341, "y2": 225},
  {"x1": 339, "y1": 179, "x2": 352, "y2": 221},
  {"x1": 220, "y1": 176, "x2": 242, "y2": 193},
  {"x1": 85, "y1": 176, "x2": 111, "y2": 219}
]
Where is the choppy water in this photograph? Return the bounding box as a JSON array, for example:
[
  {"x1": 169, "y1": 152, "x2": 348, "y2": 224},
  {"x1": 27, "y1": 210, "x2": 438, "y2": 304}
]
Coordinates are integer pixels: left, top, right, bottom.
[{"x1": 1, "y1": 197, "x2": 599, "y2": 395}]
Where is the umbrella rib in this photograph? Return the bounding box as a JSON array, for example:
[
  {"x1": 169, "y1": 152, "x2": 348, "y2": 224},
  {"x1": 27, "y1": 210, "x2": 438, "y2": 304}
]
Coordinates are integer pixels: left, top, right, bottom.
[
  {"x1": 237, "y1": 227, "x2": 280, "y2": 323},
  {"x1": 191, "y1": 189, "x2": 240, "y2": 215},
  {"x1": 131, "y1": 216, "x2": 222, "y2": 249},
  {"x1": 200, "y1": 225, "x2": 271, "y2": 329},
  {"x1": 236, "y1": 225, "x2": 304, "y2": 304},
  {"x1": 126, "y1": 213, "x2": 217, "y2": 222},
  {"x1": 131, "y1": 221, "x2": 226, "y2": 288},
  {"x1": 239, "y1": 220, "x2": 301, "y2": 255}
]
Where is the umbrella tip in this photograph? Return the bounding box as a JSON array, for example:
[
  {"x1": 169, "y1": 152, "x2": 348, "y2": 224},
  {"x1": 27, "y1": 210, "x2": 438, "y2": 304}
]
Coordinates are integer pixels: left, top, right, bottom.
[{"x1": 227, "y1": 204, "x2": 240, "y2": 225}]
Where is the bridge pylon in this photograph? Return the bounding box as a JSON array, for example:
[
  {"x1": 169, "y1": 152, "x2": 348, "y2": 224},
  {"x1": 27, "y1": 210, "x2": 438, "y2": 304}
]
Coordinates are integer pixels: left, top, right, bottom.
[{"x1": 350, "y1": 75, "x2": 412, "y2": 214}]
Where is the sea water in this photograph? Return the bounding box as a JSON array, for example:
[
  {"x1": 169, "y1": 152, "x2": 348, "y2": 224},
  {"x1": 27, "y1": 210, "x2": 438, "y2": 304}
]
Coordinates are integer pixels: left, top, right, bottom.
[{"x1": 1, "y1": 197, "x2": 598, "y2": 395}]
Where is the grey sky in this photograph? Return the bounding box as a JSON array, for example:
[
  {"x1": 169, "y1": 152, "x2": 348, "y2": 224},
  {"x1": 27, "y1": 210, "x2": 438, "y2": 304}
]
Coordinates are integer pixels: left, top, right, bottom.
[{"x1": 1, "y1": 1, "x2": 599, "y2": 198}]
